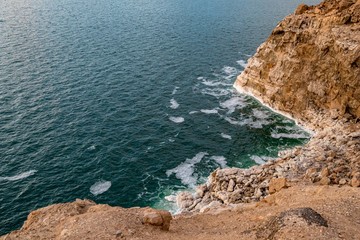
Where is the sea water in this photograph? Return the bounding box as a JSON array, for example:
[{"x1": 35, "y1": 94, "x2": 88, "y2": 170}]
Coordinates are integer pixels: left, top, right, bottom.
[{"x1": 0, "y1": 0, "x2": 320, "y2": 234}]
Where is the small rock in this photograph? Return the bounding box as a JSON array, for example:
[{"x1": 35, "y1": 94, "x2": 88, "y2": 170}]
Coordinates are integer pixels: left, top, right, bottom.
[
  {"x1": 269, "y1": 178, "x2": 287, "y2": 194},
  {"x1": 255, "y1": 188, "x2": 263, "y2": 199},
  {"x1": 351, "y1": 172, "x2": 360, "y2": 187},
  {"x1": 320, "y1": 168, "x2": 329, "y2": 178},
  {"x1": 227, "y1": 179, "x2": 235, "y2": 192},
  {"x1": 319, "y1": 177, "x2": 331, "y2": 185},
  {"x1": 339, "y1": 178, "x2": 347, "y2": 185}
]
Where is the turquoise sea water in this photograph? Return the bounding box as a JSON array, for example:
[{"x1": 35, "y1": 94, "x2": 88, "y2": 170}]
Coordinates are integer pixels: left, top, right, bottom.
[{"x1": 0, "y1": 0, "x2": 319, "y2": 234}]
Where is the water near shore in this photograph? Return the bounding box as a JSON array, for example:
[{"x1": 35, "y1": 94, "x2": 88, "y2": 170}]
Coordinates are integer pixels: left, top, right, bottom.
[{"x1": 0, "y1": 0, "x2": 319, "y2": 235}]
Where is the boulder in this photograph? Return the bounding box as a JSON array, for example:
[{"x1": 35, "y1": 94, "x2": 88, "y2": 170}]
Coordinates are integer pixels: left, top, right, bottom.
[{"x1": 141, "y1": 208, "x2": 172, "y2": 231}]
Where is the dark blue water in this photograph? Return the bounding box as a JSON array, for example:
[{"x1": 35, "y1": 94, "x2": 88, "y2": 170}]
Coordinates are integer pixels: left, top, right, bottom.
[{"x1": 0, "y1": 0, "x2": 319, "y2": 235}]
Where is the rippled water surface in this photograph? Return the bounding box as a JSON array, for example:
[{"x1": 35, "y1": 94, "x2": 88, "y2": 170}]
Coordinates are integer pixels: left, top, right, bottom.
[{"x1": 0, "y1": 0, "x2": 319, "y2": 234}]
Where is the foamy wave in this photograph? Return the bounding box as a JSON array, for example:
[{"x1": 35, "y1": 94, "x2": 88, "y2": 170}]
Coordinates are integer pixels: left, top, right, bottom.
[
  {"x1": 172, "y1": 87, "x2": 179, "y2": 95},
  {"x1": 200, "y1": 109, "x2": 218, "y2": 114},
  {"x1": 0, "y1": 170, "x2": 37, "y2": 181},
  {"x1": 87, "y1": 145, "x2": 95, "y2": 150},
  {"x1": 201, "y1": 88, "x2": 230, "y2": 97},
  {"x1": 220, "y1": 96, "x2": 247, "y2": 114},
  {"x1": 166, "y1": 152, "x2": 208, "y2": 187},
  {"x1": 198, "y1": 77, "x2": 232, "y2": 87},
  {"x1": 210, "y1": 156, "x2": 227, "y2": 168},
  {"x1": 202, "y1": 80, "x2": 225, "y2": 86},
  {"x1": 276, "y1": 125, "x2": 296, "y2": 131},
  {"x1": 249, "y1": 119, "x2": 271, "y2": 129},
  {"x1": 221, "y1": 133, "x2": 232, "y2": 140},
  {"x1": 170, "y1": 98, "x2": 179, "y2": 109},
  {"x1": 169, "y1": 116, "x2": 184, "y2": 123},
  {"x1": 236, "y1": 60, "x2": 248, "y2": 68},
  {"x1": 164, "y1": 194, "x2": 177, "y2": 202},
  {"x1": 189, "y1": 111, "x2": 198, "y2": 114},
  {"x1": 250, "y1": 155, "x2": 266, "y2": 165},
  {"x1": 271, "y1": 131, "x2": 308, "y2": 139},
  {"x1": 222, "y1": 66, "x2": 238, "y2": 75},
  {"x1": 224, "y1": 117, "x2": 246, "y2": 126},
  {"x1": 252, "y1": 109, "x2": 269, "y2": 119},
  {"x1": 90, "y1": 180, "x2": 111, "y2": 196}
]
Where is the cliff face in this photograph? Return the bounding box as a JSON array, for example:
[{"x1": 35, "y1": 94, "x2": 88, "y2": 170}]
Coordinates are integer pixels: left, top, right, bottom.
[{"x1": 234, "y1": 0, "x2": 360, "y2": 129}]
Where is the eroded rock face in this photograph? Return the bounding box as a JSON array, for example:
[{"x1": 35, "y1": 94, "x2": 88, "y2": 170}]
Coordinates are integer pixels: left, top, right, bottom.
[{"x1": 234, "y1": 0, "x2": 360, "y2": 129}]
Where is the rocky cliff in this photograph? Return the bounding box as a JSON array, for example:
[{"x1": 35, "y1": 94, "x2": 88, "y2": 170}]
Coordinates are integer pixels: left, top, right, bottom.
[
  {"x1": 2, "y1": 0, "x2": 360, "y2": 239},
  {"x1": 234, "y1": 0, "x2": 360, "y2": 130},
  {"x1": 175, "y1": 0, "x2": 360, "y2": 213}
]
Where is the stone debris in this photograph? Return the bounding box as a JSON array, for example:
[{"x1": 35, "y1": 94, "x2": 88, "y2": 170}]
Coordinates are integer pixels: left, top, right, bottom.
[{"x1": 177, "y1": 124, "x2": 360, "y2": 212}]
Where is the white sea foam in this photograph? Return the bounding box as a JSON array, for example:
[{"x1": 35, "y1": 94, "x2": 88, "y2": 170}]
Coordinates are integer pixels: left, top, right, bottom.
[
  {"x1": 164, "y1": 194, "x2": 177, "y2": 202},
  {"x1": 249, "y1": 119, "x2": 271, "y2": 128},
  {"x1": 210, "y1": 156, "x2": 227, "y2": 168},
  {"x1": 276, "y1": 125, "x2": 296, "y2": 131},
  {"x1": 250, "y1": 155, "x2": 266, "y2": 165},
  {"x1": 221, "y1": 133, "x2": 232, "y2": 139},
  {"x1": 169, "y1": 116, "x2": 184, "y2": 123},
  {"x1": 189, "y1": 111, "x2": 198, "y2": 114},
  {"x1": 237, "y1": 60, "x2": 248, "y2": 68},
  {"x1": 201, "y1": 88, "x2": 230, "y2": 97},
  {"x1": 200, "y1": 109, "x2": 218, "y2": 114},
  {"x1": 222, "y1": 66, "x2": 238, "y2": 76},
  {"x1": 220, "y1": 96, "x2": 247, "y2": 114},
  {"x1": 201, "y1": 80, "x2": 223, "y2": 86},
  {"x1": 252, "y1": 109, "x2": 269, "y2": 119},
  {"x1": 87, "y1": 145, "x2": 95, "y2": 150},
  {"x1": 224, "y1": 117, "x2": 246, "y2": 126},
  {"x1": 199, "y1": 76, "x2": 232, "y2": 87},
  {"x1": 271, "y1": 131, "x2": 308, "y2": 139},
  {"x1": 90, "y1": 180, "x2": 111, "y2": 196},
  {"x1": 0, "y1": 170, "x2": 37, "y2": 181},
  {"x1": 166, "y1": 152, "x2": 208, "y2": 187},
  {"x1": 170, "y1": 98, "x2": 179, "y2": 109},
  {"x1": 172, "y1": 87, "x2": 179, "y2": 95}
]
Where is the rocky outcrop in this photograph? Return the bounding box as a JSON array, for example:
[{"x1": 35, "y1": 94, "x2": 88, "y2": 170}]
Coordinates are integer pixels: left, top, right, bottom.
[
  {"x1": 0, "y1": 199, "x2": 172, "y2": 240},
  {"x1": 234, "y1": 0, "x2": 360, "y2": 130}
]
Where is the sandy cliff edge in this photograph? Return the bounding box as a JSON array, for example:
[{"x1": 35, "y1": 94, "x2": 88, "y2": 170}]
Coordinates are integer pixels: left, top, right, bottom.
[{"x1": 2, "y1": 0, "x2": 360, "y2": 239}]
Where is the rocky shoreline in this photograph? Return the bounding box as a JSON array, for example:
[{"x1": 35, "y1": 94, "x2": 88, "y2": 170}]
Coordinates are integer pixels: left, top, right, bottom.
[
  {"x1": 1, "y1": 0, "x2": 360, "y2": 239},
  {"x1": 175, "y1": 0, "x2": 360, "y2": 214}
]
